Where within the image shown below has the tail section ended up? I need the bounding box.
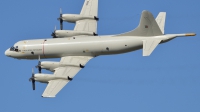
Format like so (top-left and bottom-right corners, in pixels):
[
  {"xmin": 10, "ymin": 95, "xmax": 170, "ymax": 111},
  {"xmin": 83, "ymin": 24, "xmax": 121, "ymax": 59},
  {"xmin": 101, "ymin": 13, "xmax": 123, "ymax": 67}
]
[
  {"xmin": 156, "ymin": 12, "xmax": 166, "ymax": 34},
  {"xmin": 117, "ymin": 10, "xmax": 163, "ymax": 36}
]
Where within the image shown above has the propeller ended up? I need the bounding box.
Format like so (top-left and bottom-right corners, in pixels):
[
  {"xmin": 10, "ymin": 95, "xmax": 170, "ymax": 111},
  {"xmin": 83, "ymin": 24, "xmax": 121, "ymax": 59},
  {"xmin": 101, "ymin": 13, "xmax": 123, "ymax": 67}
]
[
  {"xmin": 51, "ymin": 26, "xmax": 57, "ymax": 38},
  {"xmin": 29, "ymin": 68, "xmax": 36, "ymax": 90},
  {"xmin": 35, "ymin": 55, "xmax": 42, "ymax": 73},
  {"xmin": 57, "ymin": 8, "xmax": 63, "ymax": 30}
]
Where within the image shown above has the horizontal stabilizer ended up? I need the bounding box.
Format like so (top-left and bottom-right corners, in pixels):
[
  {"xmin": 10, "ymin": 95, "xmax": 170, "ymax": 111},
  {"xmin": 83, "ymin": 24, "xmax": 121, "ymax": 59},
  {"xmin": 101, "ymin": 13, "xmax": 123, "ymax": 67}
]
[
  {"xmin": 156, "ymin": 12, "xmax": 166, "ymax": 34},
  {"xmin": 42, "ymin": 80, "xmax": 69, "ymax": 98},
  {"xmin": 143, "ymin": 39, "xmax": 161, "ymax": 56}
]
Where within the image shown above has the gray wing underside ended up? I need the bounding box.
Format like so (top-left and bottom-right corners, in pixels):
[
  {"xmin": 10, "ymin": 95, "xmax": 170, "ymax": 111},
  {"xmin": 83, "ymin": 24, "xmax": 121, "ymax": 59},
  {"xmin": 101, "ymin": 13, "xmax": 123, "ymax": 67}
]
[
  {"xmin": 74, "ymin": 0, "xmax": 98, "ymax": 34},
  {"xmin": 74, "ymin": 20, "xmax": 97, "ymax": 33}
]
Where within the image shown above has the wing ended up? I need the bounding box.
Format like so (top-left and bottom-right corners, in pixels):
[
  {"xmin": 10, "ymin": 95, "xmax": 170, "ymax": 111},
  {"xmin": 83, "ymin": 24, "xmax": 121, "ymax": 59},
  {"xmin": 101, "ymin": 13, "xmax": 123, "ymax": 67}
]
[
  {"xmin": 42, "ymin": 56, "xmax": 93, "ymax": 98},
  {"xmin": 74, "ymin": 0, "xmax": 98, "ymax": 34}
]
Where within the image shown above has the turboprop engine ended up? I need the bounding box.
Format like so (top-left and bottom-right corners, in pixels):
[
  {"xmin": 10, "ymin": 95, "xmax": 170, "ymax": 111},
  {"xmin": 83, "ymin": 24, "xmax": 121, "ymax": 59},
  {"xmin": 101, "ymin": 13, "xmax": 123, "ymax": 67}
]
[
  {"xmin": 59, "ymin": 14, "xmax": 99, "ymax": 23},
  {"xmin": 40, "ymin": 61, "xmax": 60, "ymax": 72},
  {"xmin": 57, "ymin": 9, "xmax": 99, "ymax": 30},
  {"xmin": 39, "ymin": 61, "xmax": 85, "ymax": 72},
  {"xmin": 52, "ymin": 30, "xmax": 97, "ymax": 38}
]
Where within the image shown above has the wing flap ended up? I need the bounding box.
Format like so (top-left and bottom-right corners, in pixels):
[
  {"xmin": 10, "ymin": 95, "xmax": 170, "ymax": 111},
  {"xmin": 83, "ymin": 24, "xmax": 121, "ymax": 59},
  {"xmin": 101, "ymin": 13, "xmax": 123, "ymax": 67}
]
[
  {"xmin": 74, "ymin": 20, "xmax": 97, "ymax": 33},
  {"xmin": 143, "ymin": 40, "xmax": 161, "ymax": 56},
  {"xmin": 58, "ymin": 56, "xmax": 93, "ymax": 78},
  {"xmin": 60, "ymin": 56, "xmax": 93, "ymax": 66},
  {"xmin": 54, "ymin": 67, "xmax": 81, "ymax": 78}
]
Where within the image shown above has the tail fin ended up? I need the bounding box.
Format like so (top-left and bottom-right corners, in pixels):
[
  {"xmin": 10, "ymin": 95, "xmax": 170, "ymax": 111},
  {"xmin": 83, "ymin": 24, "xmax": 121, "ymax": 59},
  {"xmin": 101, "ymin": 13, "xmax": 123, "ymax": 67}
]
[
  {"xmin": 117, "ymin": 10, "xmax": 163, "ymax": 36},
  {"xmin": 156, "ymin": 12, "xmax": 166, "ymax": 34}
]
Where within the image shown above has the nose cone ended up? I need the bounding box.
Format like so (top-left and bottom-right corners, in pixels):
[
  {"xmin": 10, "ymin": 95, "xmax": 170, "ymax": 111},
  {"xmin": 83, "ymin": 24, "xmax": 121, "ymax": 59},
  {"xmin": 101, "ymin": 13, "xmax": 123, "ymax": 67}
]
[{"xmin": 5, "ymin": 49, "xmax": 10, "ymax": 57}]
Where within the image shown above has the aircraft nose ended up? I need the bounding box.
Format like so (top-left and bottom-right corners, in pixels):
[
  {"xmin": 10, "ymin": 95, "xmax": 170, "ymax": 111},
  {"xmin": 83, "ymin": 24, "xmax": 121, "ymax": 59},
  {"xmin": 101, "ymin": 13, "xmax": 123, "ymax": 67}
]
[{"xmin": 5, "ymin": 49, "xmax": 10, "ymax": 57}]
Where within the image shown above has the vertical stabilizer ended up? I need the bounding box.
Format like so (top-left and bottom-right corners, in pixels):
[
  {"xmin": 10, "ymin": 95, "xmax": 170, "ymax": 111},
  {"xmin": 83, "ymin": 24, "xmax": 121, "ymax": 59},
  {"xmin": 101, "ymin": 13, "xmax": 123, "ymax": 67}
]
[
  {"xmin": 156, "ymin": 12, "xmax": 166, "ymax": 34},
  {"xmin": 117, "ymin": 10, "xmax": 163, "ymax": 36}
]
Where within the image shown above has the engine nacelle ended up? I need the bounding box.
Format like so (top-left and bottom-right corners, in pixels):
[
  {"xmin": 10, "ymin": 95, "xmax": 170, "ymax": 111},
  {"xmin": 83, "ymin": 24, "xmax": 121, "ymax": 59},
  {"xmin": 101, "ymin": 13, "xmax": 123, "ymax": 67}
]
[
  {"xmin": 41, "ymin": 61, "xmax": 83, "ymax": 72},
  {"xmin": 53, "ymin": 30, "xmax": 97, "ymax": 38},
  {"xmin": 41, "ymin": 61, "xmax": 60, "ymax": 72},
  {"xmin": 61, "ymin": 14, "xmax": 98, "ymax": 23}
]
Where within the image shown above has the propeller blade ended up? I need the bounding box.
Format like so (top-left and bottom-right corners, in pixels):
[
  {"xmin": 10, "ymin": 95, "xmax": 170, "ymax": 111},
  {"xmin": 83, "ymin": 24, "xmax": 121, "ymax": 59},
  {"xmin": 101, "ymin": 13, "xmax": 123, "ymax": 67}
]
[
  {"xmin": 32, "ymin": 80, "xmax": 35, "ymax": 90},
  {"xmin": 30, "ymin": 68, "xmax": 36, "ymax": 90},
  {"xmin": 39, "ymin": 67, "xmax": 41, "ymax": 73},
  {"xmin": 32, "ymin": 68, "xmax": 34, "ymax": 77},
  {"xmin": 51, "ymin": 32, "xmax": 55, "ymax": 36},
  {"xmin": 60, "ymin": 20, "xmax": 63, "ymax": 30},
  {"xmin": 35, "ymin": 55, "xmax": 42, "ymax": 73},
  {"xmin": 38, "ymin": 55, "xmax": 40, "ymax": 62},
  {"xmin": 59, "ymin": 8, "xmax": 63, "ymax": 30},
  {"xmin": 54, "ymin": 26, "xmax": 57, "ymax": 31},
  {"xmin": 51, "ymin": 26, "xmax": 57, "ymax": 38},
  {"xmin": 60, "ymin": 8, "xmax": 62, "ymax": 15}
]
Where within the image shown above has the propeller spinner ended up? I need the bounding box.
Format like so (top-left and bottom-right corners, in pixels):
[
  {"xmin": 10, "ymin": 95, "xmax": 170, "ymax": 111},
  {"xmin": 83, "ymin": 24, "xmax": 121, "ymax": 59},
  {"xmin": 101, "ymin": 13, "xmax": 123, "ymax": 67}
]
[{"xmin": 51, "ymin": 26, "xmax": 57, "ymax": 38}]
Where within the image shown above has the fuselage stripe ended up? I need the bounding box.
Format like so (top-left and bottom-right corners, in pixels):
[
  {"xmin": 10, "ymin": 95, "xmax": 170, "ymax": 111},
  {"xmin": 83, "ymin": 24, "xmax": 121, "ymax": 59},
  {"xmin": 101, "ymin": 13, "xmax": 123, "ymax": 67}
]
[{"xmin": 43, "ymin": 40, "xmax": 46, "ymax": 58}]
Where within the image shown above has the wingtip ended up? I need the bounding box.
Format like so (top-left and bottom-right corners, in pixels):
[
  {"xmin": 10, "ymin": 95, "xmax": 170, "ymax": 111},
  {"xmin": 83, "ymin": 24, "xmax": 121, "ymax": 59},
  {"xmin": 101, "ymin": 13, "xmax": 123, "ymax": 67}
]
[{"xmin": 42, "ymin": 96, "xmax": 56, "ymax": 98}]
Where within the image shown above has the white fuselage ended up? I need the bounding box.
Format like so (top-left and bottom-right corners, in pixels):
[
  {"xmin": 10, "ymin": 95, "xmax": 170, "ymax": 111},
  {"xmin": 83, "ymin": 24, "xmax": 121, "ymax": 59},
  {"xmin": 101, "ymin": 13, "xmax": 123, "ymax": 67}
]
[{"xmin": 5, "ymin": 35, "xmax": 150, "ymax": 59}]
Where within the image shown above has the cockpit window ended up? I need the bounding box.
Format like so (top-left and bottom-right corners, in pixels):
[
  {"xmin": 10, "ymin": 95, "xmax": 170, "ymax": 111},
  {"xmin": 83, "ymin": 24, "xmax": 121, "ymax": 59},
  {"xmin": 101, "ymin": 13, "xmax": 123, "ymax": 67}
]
[
  {"xmin": 10, "ymin": 46, "xmax": 19, "ymax": 52},
  {"xmin": 15, "ymin": 46, "xmax": 19, "ymax": 52},
  {"xmin": 10, "ymin": 46, "xmax": 15, "ymax": 51}
]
